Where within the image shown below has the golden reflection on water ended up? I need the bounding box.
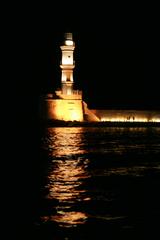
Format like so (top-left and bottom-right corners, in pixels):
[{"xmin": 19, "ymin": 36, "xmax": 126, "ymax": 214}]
[
  {"xmin": 42, "ymin": 127, "xmax": 90, "ymax": 227},
  {"xmin": 45, "ymin": 127, "xmax": 87, "ymax": 157}
]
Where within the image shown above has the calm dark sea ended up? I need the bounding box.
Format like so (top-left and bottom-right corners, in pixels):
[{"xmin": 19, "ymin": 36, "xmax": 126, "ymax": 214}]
[{"xmin": 16, "ymin": 126, "xmax": 160, "ymax": 239}]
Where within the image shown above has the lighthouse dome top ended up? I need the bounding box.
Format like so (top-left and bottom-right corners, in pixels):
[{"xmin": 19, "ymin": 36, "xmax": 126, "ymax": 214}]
[
  {"xmin": 65, "ymin": 32, "xmax": 73, "ymax": 40},
  {"xmin": 64, "ymin": 32, "xmax": 74, "ymax": 46}
]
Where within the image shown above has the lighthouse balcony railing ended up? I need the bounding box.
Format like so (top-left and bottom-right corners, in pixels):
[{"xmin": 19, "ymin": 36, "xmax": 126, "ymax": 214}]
[
  {"xmin": 56, "ymin": 90, "xmax": 82, "ymax": 95},
  {"xmin": 72, "ymin": 90, "xmax": 82, "ymax": 95},
  {"xmin": 55, "ymin": 90, "xmax": 82, "ymax": 99}
]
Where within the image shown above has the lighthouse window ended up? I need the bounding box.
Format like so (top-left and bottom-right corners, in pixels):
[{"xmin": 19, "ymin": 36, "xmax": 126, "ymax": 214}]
[{"xmin": 68, "ymin": 56, "xmax": 70, "ymax": 58}]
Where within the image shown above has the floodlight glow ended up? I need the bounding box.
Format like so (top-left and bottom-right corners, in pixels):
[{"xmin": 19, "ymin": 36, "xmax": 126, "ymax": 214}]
[{"xmin": 65, "ymin": 40, "xmax": 73, "ymax": 46}]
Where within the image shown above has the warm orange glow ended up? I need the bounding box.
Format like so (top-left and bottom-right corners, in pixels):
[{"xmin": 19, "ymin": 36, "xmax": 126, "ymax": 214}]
[
  {"xmin": 51, "ymin": 211, "xmax": 87, "ymax": 226},
  {"xmin": 53, "ymin": 100, "xmax": 83, "ymax": 121},
  {"xmin": 71, "ymin": 111, "xmax": 81, "ymax": 121},
  {"xmin": 47, "ymin": 127, "xmax": 88, "ymax": 157},
  {"xmin": 41, "ymin": 211, "xmax": 87, "ymax": 227},
  {"xmin": 48, "ymin": 160, "xmax": 88, "ymax": 202},
  {"xmin": 65, "ymin": 40, "xmax": 73, "ymax": 46},
  {"xmin": 101, "ymin": 117, "xmax": 160, "ymax": 122},
  {"xmin": 43, "ymin": 127, "xmax": 90, "ymax": 227},
  {"xmin": 55, "ymin": 106, "xmax": 82, "ymax": 121},
  {"xmin": 152, "ymin": 118, "xmax": 160, "ymax": 122}
]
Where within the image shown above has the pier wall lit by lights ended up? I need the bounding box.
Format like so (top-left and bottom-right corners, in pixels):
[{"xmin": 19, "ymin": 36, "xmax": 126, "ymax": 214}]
[{"xmin": 91, "ymin": 109, "xmax": 160, "ymax": 123}]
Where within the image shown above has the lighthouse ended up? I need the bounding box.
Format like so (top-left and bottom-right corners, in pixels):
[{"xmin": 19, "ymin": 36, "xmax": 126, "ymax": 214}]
[
  {"xmin": 43, "ymin": 32, "xmax": 84, "ymax": 121},
  {"xmin": 40, "ymin": 33, "xmax": 160, "ymax": 124},
  {"xmin": 40, "ymin": 32, "xmax": 99, "ymax": 122},
  {"xmin": 60, "ymin": 33, "xmax": 75, "ymax": 95}
]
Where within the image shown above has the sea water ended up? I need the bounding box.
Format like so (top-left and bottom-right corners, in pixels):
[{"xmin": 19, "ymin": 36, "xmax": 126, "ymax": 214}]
[{"xmin": 19, "ymin": 126, "xmax": 160, "ymax": 239}]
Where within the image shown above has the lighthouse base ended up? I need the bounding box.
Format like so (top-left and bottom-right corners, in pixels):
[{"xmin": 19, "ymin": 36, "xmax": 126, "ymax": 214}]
[{"xmin": 39, "ymin": 92, "xmax": 99, "ymax": 122}]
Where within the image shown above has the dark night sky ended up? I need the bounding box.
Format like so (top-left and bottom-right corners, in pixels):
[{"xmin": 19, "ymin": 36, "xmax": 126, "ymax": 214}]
[
  {"xmin": 12, "ymin": 5, "xmax": 159, "ymax": 118},
  {"xmin": 28, "ymin": 11, "xmax": 159, "ymax": 111},
  {"xmin": 33, "ymin": 36, "xmax": 146, "ymax": 109},
  {"xmin": 31, "ymin": 32, "xmax": 159, "ymax": 110}
]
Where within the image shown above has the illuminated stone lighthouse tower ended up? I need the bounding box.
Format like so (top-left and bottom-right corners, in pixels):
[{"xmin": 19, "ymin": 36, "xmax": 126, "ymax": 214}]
[
  {"xmin": 60, "ymin": 33, "xmax": 75, "ymax": 95},
  {"xmin": 40, "ymin": 32, "xmax": 100, "ymax": 122},
  {"xmin": 52, "ymin": 33, "xmax": 84, "ymax": 121}
]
